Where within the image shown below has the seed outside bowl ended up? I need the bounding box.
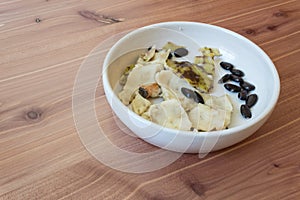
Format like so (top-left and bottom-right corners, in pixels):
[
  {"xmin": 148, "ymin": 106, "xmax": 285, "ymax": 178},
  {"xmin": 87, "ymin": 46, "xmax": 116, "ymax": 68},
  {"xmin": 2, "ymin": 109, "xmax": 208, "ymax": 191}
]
[{"xmin": 102, "ymin": 21, "xmax": 280, "ymax": 153}]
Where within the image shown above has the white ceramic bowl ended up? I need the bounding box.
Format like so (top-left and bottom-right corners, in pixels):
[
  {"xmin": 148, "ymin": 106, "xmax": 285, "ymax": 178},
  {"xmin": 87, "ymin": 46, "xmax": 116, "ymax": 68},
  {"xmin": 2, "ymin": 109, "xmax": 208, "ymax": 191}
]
[{"xmin": 102, "ymin": 22, "xmax": 280, "ymax": 153}]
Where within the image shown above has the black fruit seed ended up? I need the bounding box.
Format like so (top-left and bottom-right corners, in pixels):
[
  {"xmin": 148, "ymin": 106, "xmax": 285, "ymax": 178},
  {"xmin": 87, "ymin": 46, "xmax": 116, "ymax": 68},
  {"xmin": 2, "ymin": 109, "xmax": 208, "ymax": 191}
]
[
  {"xmin": 138, "ymin": 87, "xmax": 148, "ymax": 98},
  {"xmin": 220, "ymin": 62, "xmax": 234, "ymax": 70},
  {"xmin": 218, "ymin": 74, "xmax": 232, "ymax": 84},
  {"xmin": 246, "ymin": 94, "xmax": 258, "ymax": 108},
  {"xmin": 194, "ymin": 91, "xmax": 204, "ymax": 104},
  {"xmin": 230, "ymin": 68, "xmax": 245, "ymax": 77},
  {"xmin": 240, "ymin": 81, "xmax": 255, "ymax": 91},
  {"xmin": 238, "ymin": 90, "xmax": 248, "ymax": 100},
  {"xmin": 174, "ymin": 48, "xmax": 188, "ymax": 57},
  {"xmin": 241, "ymin": 104, "xmax": 252, "ymax": 119},
  {"xmin": 224, "ymin": 83, "xmax": 241, "ymax": 93},
  {"xmin": 230, "ymin": 74, "xmax": 244, "ymax": 83},
  {"xmin": 181, "ymin": 87, "xmax": 195, "ymax": 99}
]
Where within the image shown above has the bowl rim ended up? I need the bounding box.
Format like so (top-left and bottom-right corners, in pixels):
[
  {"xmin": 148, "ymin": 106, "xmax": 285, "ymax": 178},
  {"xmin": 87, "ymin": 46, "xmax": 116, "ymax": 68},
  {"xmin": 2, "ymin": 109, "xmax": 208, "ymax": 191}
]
[{"xmin": 102, "ymin": 21, "xmax": 281, "ymax": 138}]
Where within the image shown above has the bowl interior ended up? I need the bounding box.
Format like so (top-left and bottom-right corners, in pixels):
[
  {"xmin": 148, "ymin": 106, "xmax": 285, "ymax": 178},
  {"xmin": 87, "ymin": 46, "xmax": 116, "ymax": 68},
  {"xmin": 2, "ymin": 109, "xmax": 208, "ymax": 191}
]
[{"xmin": 103, "ymin": 22, "xmax": 280, "ymax": 133}]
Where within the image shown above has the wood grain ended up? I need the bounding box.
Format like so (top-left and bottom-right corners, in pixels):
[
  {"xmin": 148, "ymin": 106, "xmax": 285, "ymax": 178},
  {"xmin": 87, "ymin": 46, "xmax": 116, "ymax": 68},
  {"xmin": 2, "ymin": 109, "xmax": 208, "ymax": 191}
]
[{"xmin": 1, "ymin": 0, "xmax": 300, "ymax": 199}]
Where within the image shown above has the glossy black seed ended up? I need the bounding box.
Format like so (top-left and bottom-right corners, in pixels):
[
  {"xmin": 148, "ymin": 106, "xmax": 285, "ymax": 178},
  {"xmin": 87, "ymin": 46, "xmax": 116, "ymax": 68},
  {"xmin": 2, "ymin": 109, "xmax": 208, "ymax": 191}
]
[
  {"xmin": 230, "ymin": 74, "xmax": 244, "ymax": 83},
  {"xmin": 138, "ymin": 87, "xmax": 148, "ymax": 98},
  {"xmin": 168, "ymin": 52, "xmax": 173, "ymax": 59},
  {"xmin": 220, "ymin": 61, "xmax": 234, "ymax": 70},
  {"xmin": 174, "ymin": 48, "xmax": 188, "ymax": 57},
  {"xmin": 238, "ymin": 90, "xmax": 248, "ymax": 100},
  {"xmin": 194, "ymin": 91, "xmax": 204, "ymax": 104},
  {"xmin": 246, "ymin": 94, "xmax": 258, "ymax": 108},
  {"xmin": 230, "ymin": 68, "xmax": 245, "ymax": 77},
  {"xmin": 241, "ymin": 104, "xmax": 252, "ymax": 119},
  {"xmin": 181, "ymin": 87, "xmax": 195, "ymax": 99},
  {"xmin": 218, "ymin": 74, "xmax": 232, "ymax": 84},
  {"xmin": 224, "ymin": 83, "xmax": 241, "ymax": 93},
  {"xmin": 147, "ymin": 46, "xmax": 152, "ymax": 51},
  {"xmin": 240, "ymin": 81, "xmax": 255, "ymax": 91}
]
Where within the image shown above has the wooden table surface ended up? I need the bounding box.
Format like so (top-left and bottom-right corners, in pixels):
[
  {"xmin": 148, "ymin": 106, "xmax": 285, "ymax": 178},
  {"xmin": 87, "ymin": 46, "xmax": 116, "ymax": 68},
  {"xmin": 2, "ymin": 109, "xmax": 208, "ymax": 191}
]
[{"xmin": 1, "ymin": 0, "xmax": 300, "ymax": 199}]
